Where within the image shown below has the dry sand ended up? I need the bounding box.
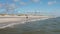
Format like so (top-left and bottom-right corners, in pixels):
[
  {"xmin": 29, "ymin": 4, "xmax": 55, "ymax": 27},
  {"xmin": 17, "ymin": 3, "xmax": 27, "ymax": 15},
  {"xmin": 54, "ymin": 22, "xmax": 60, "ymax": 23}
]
[{"xmin": 0, "ymin": 16, "xmax": 51, "ymax": 23}]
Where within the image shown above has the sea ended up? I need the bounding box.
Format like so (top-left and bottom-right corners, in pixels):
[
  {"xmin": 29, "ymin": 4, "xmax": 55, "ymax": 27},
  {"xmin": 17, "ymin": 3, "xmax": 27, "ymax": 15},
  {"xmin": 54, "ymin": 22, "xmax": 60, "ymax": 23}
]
[{"xmin": 0, "ymin": 17, "xmax": 60, "ymax": 34}]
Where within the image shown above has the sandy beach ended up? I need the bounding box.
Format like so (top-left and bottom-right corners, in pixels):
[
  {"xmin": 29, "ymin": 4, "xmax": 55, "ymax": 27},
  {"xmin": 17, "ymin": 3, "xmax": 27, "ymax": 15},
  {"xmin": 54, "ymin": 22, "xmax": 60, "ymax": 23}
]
[{"xmin": 0, "ymin": 16, "xmax": 52, "ymax": 29}]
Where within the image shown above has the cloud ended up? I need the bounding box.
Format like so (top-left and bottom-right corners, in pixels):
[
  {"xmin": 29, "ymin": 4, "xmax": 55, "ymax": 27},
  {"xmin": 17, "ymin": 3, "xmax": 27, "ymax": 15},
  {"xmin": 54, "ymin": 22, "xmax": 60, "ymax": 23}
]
[
  {"xmin": 20, "ymin": 2, "xmax": 27, "ymax": 5},
  {"xmin": 31, "ymin": 0, "xmax": 40, "ymax": 3},
  {"xmin": 48, "ymin": 2, "xmax": 53, "ymax": 5},
  {"xmin": 0, "ymin": 4, "xmax": 2, "ymax": 8},
  {"xmin": 13, "ymin": 0, "xmax": 20, "ymax": 2},
  {"xmin": 8, "ymin": 4, "xmax": 16, "ymax": 10},
  {"xmin": 48, "ymin": 1, "xmax": 56, "ymax": 5}
]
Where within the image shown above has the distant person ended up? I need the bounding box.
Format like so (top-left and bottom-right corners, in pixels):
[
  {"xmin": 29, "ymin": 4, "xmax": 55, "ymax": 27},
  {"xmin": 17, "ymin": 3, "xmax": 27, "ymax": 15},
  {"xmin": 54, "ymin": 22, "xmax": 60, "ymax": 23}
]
[
  {"xmin": 25, "ymin": 15, "xmax": 28, "ymax": 19},
  {"xmin": 26, "ymin": 15, "xmax": 28, "ymax": 19},
  {"xmin": 25, "ymin": 15, "xmax": 29, "ymax": 23},
  {"xmin": 25, "ymin": 15, "xmax": 28, "ymax": 21}
]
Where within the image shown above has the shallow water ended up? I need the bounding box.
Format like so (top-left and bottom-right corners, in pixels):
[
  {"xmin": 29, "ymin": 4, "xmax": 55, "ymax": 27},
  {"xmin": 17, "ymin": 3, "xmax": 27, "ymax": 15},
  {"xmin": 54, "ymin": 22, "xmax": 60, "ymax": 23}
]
[{"xmin": 0, "ymin": 17, "xmax": 60, "ymax": 34}]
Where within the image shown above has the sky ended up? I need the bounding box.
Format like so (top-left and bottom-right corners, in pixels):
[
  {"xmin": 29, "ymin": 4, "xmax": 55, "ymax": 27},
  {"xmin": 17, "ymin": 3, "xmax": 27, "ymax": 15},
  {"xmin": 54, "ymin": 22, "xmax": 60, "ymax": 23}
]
[{"xmin": 0, "ymin": 0, "xmax": 60, "ymax": 17}]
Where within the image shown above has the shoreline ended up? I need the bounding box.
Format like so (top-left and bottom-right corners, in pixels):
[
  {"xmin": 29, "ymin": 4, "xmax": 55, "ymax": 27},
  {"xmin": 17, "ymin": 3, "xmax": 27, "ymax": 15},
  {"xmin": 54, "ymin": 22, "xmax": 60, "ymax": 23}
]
[
  {"xmin": 0, "ymin": 16, "xmax": 51, "ymax": 29},
  {"xmin": 0, "ymin": 18, "xmax": 49, "ymax": 29}
]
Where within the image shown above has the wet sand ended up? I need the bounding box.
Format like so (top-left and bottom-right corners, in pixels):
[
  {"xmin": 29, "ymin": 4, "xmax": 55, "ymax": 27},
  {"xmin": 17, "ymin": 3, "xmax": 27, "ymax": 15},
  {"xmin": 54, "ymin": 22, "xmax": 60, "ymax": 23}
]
[{"xmin": 0, "ymin": 16, "xmax": 51, "ymax": 29}]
